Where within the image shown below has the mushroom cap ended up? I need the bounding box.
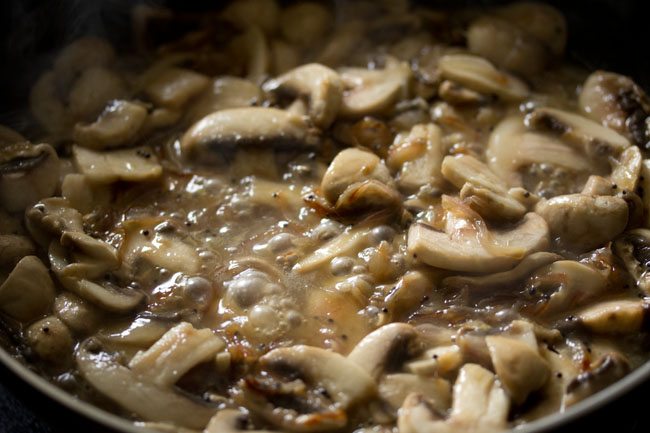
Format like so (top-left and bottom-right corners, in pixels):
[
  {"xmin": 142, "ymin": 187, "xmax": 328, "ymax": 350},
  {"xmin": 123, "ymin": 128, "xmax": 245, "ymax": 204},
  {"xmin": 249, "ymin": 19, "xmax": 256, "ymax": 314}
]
[
  {"xmin": 408, "ymin": 212, "xmax": 550, "ymax": 273},
  {"xmin": 180, "ymin": 107, "xmax": 318, "ymax": 159}
]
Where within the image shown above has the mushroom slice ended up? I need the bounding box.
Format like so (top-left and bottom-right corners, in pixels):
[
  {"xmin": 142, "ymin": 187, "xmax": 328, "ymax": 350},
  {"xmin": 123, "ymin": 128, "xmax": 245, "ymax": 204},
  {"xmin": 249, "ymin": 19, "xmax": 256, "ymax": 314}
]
[
  {"xmin": 525, "ymin": 107, "xmax": 630, "ymax": 158},
  {"xmin": 339, "ymin": 60, "xmax": 411, "ymax": 117},
  {"xmin": 487, "ymin": 115, "xmax": 592, "ymax": 188},
  {"xmin": 259, "ymin": 345, "xmax": 376, "ymax": 407},
  {"xmin": 58, "ymin": 231, "xmax": 119, "ymax": 280},
  {"xmin": 25, "ymin": 197, "xmax": 84, "ymax": 247},
  {"xmin": 388, "ymin": 123, "xmax": 444, "ymax": 193},
  {"xmin": 49, "ymin": 241, "xmax": 143, "ymax": 313},
  {"xmin": 205, "ymin": 409, "xmax": 275, "ymax": 433},
  {"xmin": 240, "ymin": 345, "xmax": 376, "ymax": 432},
  {"xmin": 379, "ymin": 374, "xmax": 451, "ymax": 414},
  {"xmin": 610, "ymin": 145, "xmax": 642, "ymax": 192},
  {"xmin": 466, "ymin": 16, "xmax": 549, "ymax": 78},
  {"xmin": 408, "ymin": 199, "xmax": 549, "ymax": 273},
  {"xmin": 73, "ymin": 100, "xmax": 148, "ymax": 150},
  {"xmin": 495, "ymin": 2, "xmax": 567, "ymax": 56},
  {"xmin": 535, "ymin": 194, "xmax": 628, "ymax": 253},
  {"xmin": 293, "ymin": 226, "xmax": 372, "ymax": 273},
  {"xmin": 613, "ymin": 229, "xmax": 650, "ymax": 294},
  {"xmin": 129, "ymin": 322, "xmax": 225, "ymax": 387},
  {"xmin": 0, "ymin": 142, "xmax": 60, "ymax": 212},
  {"xmin": 485, "ymin": 335, "xmax": 551, "ymax": 405},
  {"xmin": 0, "ymin": 234, "xmax": 35, "ymax": 269},
  {"xmin": 576, "ymin": 299, "xmax": 650, "ymax": 335},
  {"xmin": 320, "ymin": 147, "xmax": 394, "ymax": 204},
  {"xmin": 442, "ymin": 154, "xmax": 527, "ymax": 221},
  {"xmin": 72, "ymin": 145, "xmax": 162, "ymax": 183},
  {"xmin": 181, "ymin": 107, "xmax": 317, "ymax": 160},
  {"xmin": 334, "ymin": 179, "xmax": 402, "ymax": 216},
  {"xmin": 264, "ymin": 63, "xmax": 343, "ymax": 129},
  {"xmin": 579, "ymin": 71, "xmax": 650, "ymax": 149},
  {"xmin": 188, "ymin": 77, "xmax": 262, "ymax": 123},
  {"xmin": 0, "ymin": 256, "xmax": 55, "ymax": 322},
  {"xmin": 231, "ymin": 26, "xmax": 271, "ymax": 84},
  {"xmin": 76, "ymin": 340, "xmax": 217, "ymax": 429},
  {"xmin": 565, "ymin": 353, "xmax": 630, "ymax": 406},
  {"xmin": 529, "ymin": 260, "xmax": 608, "ymax": 316},
  {"xmin": 347, "ymin": 323, "xmax": 419, "ymax": 381},
  {"xmin": 144, "ymin": 67, "xmax": 210, "ymax": 109},
  {"xmin": 26, "ymin": 316, "xmax": 73, "ymax": 366},
  {"xmin": 398, "ymin": 364, "xmax": 509, "ymax": 433},
  {"xmin": 443, "ymin": 251, "xmax": 561, "ymax": 292},
  {"xmin": 437, "ymin": 54, "xmax": 528, "ymax": 101},
  {"xmin": 121, "ymin": 218, "xmax": 200, "ymax": 275}
]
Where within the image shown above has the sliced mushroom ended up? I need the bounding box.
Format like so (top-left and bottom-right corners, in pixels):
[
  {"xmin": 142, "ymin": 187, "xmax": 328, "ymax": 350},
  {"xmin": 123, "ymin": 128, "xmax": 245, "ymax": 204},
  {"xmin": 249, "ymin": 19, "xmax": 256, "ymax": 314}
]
[
  {"xmin": 0, "ymin": 234, "xmax": 35, "ymax": 269},
  {"xmin": 294, "ymin": 226, "xmax": 373, "ymax": 273},
  {"xmin": 52, "ymin": 37, "xmax": 115, "ymax": 90},
  {"xmin": 334, "ymin": 179, "xmax": 402, "ymax": 216},
  {"xmin": 280, "ymin": 2, "xmax": 332, "ymax": 47},
  {"xmin": 408, "ymin": 198, "xmax": 549, "ymax": 273},
  {"xmin": 181, "ymin": 107, "xmax": 318, "ymax": 160},
  {"xmin": 144, "ymin": 67, "xmax": 210, "ymax": 109},
  {"xmin": 437, "ymin": 54, "xmax": 529, "ymax": 101},
  {"xmin": 467, "ymin": 16, "xmax": 549, "ymax": 78},
  {"xmin": 49, "ymin": 240, "xmax": 143, "ymax": 313},
  {"xmin": 188, "ymin": 77, "xmax": 262, "ymax": 123},
  {"xmin": 388, "ymin": 123, "xmax": 444, "ymax": 193},
  {"xmin": 339, "ymin": 60, "xmax": 411, "ymax": 117},
  {"xmin": 73, "ymin": 100, "xmax": 148, "ymax": 150},
  {"xmin": 54, "ymin": 292, "xmax": 104, "ymax": 334},
  {"xmin": 205, "ymin": 409, "xmax": 275, "ymax": 433},
  {"xmin": 398, "ymin": 364, "xmax": 509, "ymax": 433},
  {"xmin": 0, "ymin": 125, "xmax": 25, "ymax": 146},
  {"xmin": 610, "ymin": 145, "xmax": 642, "ymax": 192},
  {"xmin": 320, "ymin": 148, "xmax": 394, "ymax": 205},
  {"xmin": 613, "ymin": 229, "xmax": 650, "ymax": 294},
  {"xmin": 442, "ymin": 154, "xmax": 527, "ymax": 221},
  {"xmin": 347, "ymin": 323, "xmax": 419, "ymax": 381},
  {"xmin": 76, "ymin": 340, "xmax": 217, "ymax": 429},
  {"xmin": 239, "ymin": 345, "xmax": 376, "ymax": 432},
  {"xmin": 67, "ymin": 67, "xmax": 127, "ymax": 121},
  {"xmin": 57, "ymin": 231, "xmax": 119, "ymax": 280},
  {"xmin": 25, "ymin": 197, "xmax": 84, "ymax": 248},
  {"xmin": 0, "ymin": 142, "xmax": 60, "ymax": 212},
  {"xmin": 485, "ymin": 335, "xmax": 551, "ymax": 405},
  {"xmin": 576, "ymin": 299, "xmax": 650, "ymax": 335},
  {"xmin": 487, "ymin": 115, "xmax": 592, "ymax": 188},
  {"xmin": 379, "ymin": 374, "xmax": 451, "ymax": 414},
  {"xmin": 120, "ymin": 218, "xmax": 200, "ymax": 275},
  {"xmin": 231, "ymin": 26, "xmax": 271, "ymax": 84},
  {"xmin": 61, "ymin": 173, "xmax": 111, "ymax": 214},
  {"xmin": 529, "ymin": 260, "xmax": 608, "ymax": 316},
  {"xmin": 525, "ymin": 107, "xmax": 630, "ymax": 159},
  {"xmin": 25, "ymin": 316, "xmax": 73, "ymax": 366},
  {"xmin": 129, "ymin": 322, "xmax": 225, "ymax": 387},
  {"xmin": 579, "ymin": 71, "xmax": 650, "ymax": 149},
  {"xmin": 385, "ymin": 269, "xmax": 437, "ymax": 319},
  {"xmin": 72, "ymin": 145, "xmax": 162, "ymax": 183},
  {"xmin": 0, "ymin": 256, "xmax": 55, "ymax": 322},
  {"xmin": 565, "ymin": 352, "xmax": 630, "ymax": 406},
  {"xmin": 535, "ymin": 193, "xmax": 628, "ymax": 252},
  {"xmin": 443, "ymin": 251, "xmax": 561, "ymax": 292},
  {"xmin": 263, "ymin": 63, "xmax": 343, "ymax": 128}
]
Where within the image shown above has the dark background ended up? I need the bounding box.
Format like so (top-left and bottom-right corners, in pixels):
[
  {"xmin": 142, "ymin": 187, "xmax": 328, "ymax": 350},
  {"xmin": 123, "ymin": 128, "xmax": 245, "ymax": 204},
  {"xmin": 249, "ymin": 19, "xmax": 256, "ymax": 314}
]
[{"xmin": 1, "ymin": 0, "xmax": 649, "ymax": 432}]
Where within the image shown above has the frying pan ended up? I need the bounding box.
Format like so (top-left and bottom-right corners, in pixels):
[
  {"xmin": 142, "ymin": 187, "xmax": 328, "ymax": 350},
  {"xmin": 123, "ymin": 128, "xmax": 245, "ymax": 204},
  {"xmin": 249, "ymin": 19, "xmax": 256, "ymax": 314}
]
[{"xmin": 1, "ymin": 1, "xmax": 649, "ymax": 432}]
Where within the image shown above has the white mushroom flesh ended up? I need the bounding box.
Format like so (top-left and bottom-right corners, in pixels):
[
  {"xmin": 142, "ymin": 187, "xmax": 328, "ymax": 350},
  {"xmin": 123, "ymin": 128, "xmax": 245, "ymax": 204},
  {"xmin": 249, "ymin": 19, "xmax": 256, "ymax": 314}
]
[{"xmin": 5, "ymin": 3, "xmax": 650, "ymax": 433}]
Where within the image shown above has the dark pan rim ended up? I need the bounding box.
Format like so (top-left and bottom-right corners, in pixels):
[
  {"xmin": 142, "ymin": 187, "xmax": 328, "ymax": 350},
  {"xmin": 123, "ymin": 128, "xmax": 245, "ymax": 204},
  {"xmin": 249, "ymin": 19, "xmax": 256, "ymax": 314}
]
[{"xmin": 2, "ymin": 343, "xmax": 650, "ymax": 433}]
